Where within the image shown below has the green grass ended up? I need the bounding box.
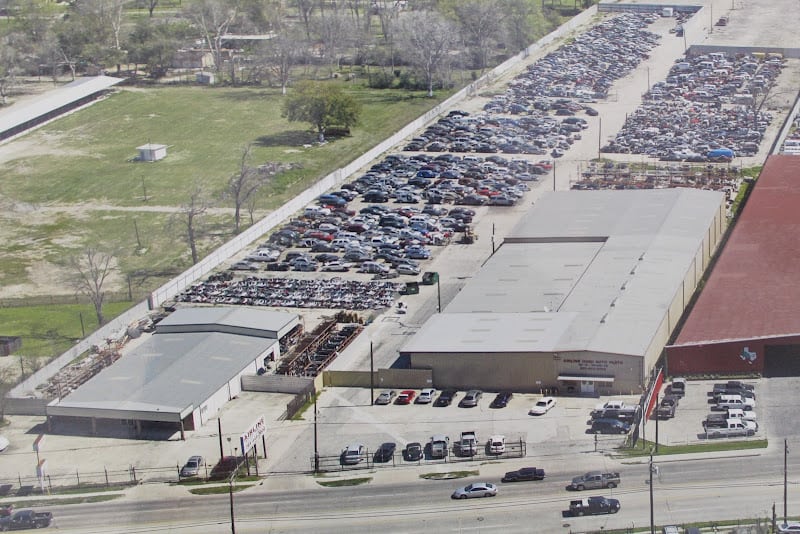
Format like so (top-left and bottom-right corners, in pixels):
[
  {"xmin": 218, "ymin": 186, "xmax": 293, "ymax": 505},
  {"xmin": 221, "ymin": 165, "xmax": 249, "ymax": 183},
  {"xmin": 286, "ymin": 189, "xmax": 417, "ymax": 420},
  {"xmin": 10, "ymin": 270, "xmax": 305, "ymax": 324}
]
[
  {"xmin": 188, "ymin": 483, "xmax": 254, "ymax": 495},
  {"xmin": 316, "ymin": 477, "xmax": 372, "ymax": 487},
  {"xmin": 617, "ymin": 438, "xmax": 768, "ymax": 458},
  {"xmin": 0, "ymin": 301, "xmax": 135, "ymax": 358},
  {"xmin": 0, "ymin": 494, "xmax": 122, "ymax": 507}
]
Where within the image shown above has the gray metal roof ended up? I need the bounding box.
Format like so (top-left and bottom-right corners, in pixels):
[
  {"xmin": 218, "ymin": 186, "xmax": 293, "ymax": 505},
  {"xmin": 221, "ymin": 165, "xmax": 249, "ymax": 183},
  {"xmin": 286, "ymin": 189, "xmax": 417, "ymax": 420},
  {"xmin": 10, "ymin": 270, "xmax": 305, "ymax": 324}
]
[
  {"xmin": 403, "ymin": 188, "xmax": 724, "ymax": 357},
  {"xmin": 47, "ymin": 331, "xmax": 275, "ymax": 420},
  {"xmin": 0, "ymin": 76, "xmax": 124, "ymax": 137},
  {"xmin": 157, "ymin": 306, "xmax": 299, "ymax": 338}
]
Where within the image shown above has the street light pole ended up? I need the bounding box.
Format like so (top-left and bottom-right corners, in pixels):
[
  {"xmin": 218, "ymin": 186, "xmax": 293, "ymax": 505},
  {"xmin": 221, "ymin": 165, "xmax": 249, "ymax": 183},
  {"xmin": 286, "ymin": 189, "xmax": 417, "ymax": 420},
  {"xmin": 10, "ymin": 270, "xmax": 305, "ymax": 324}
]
[
  {"xmin": 313, "ymin": 395, "xmax": 320, "ymax": 473},
  {"xmin": 785, "ymin": 438, "xmax": 789, "ymax": 526},
  {"xmin": 649, "ymin": 453, "xmax": 655, "ymax": 534}
]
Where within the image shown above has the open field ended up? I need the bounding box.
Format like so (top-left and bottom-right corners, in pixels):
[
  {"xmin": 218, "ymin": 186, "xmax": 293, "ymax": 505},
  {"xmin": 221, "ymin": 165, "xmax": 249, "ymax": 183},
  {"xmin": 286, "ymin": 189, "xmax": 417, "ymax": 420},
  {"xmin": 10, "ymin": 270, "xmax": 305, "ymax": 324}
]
[{"xmin": 0, "ymin": 82, "xmax": 452, "ymax": 301}]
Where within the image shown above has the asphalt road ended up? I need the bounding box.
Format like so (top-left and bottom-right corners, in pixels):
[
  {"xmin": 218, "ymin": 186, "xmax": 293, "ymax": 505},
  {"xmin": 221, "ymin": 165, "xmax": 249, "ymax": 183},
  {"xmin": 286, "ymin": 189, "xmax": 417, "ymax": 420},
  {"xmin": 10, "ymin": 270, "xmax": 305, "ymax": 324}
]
[{"xmin": 44, "ymin": 448, "xmax": 798, "ymax": 533}]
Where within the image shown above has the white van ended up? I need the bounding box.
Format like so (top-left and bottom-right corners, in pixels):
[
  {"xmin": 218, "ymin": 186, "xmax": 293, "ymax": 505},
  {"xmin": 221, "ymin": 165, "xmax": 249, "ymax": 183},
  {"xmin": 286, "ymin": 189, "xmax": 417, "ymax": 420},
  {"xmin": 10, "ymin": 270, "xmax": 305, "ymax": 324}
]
[{"xmin": 716, "ymin": 394, "xmax": 756, "ymax": 411}]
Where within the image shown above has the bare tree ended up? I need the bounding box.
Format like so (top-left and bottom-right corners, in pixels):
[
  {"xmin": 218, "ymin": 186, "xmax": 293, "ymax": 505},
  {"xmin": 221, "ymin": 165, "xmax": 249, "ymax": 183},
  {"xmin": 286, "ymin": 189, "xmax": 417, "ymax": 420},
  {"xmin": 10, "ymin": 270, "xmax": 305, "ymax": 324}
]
[
  {"xmin": 186, "ymin": 0, "xmax": 240, "ymax": 76},
  {"xmin": 0, "ymin": 34, "xmax": 21, "ymax": 106},
  {"xmin": 68, "ymin": 248, "xmax": 115, "ymax": 326},
  {"xmin": 257, "ymin": 25, "xmax": 302, "ymax": 94},
  {"xmin": 293, "ymin": 0, "xmax": 316, "ymax": 39},
  {"xmin": 146, "ymin": 0, "xmax": 159, "ymax": 17},
  {"xmin": 226, "ymin": 144, "xmax": 281, "ymax": 233},
  {"xmin": 453, "ymin": 0, "xmax": 503, "ymax": 71},
  {"xmin": 312, "ymin": 8, "xmax": 353, "ymax": 75},
  {"xmin": 394, "ymin": 11, "xmax": 458, "ymax": 97},
  {"xmin": 179, "ymin": 184, "xmax": 210, "ymax": 265}
]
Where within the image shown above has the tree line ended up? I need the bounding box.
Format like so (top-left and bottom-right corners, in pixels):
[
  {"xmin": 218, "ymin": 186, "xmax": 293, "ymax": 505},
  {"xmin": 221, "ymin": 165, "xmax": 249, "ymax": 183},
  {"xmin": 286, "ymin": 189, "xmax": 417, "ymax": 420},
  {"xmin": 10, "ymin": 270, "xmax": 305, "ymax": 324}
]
[{"xmin": 0, "ymin": 0, "xmax": 561, "ymax": 102}]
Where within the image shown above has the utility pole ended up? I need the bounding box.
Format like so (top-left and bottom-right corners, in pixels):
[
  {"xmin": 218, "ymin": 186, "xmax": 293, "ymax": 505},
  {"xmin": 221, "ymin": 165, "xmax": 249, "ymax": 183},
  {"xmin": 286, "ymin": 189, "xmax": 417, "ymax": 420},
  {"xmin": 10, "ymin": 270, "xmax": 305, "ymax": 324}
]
[
  {"xmin": 649, "ymin": 453, "xmax": 655, "ymax": 534},
  {"xmin": 369, "ymin": 342, "xmax": 374, "ymax": 405},
  {"xmin": 552, "ymin": 159, "xmax": 556, "ymax": 191},
  {"xmin": 785, "ymin": 438, "xmax": 789, "ymax": 526},
  {"xmin": 313, "ymin": 395, "xmax": 320, "ymax": 473},
  {"xmin": 598, "ymin": 117, "xmax": 602, "ymax": 160}
]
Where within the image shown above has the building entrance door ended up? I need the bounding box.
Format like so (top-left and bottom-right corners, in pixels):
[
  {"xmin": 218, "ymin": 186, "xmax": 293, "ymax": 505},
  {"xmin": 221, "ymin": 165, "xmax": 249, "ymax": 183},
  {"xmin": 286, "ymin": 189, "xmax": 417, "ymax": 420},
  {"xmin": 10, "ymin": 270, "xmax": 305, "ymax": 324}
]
[{"xmin": 581, "ymin": 380, "xmax": 595, "ymax": 394}]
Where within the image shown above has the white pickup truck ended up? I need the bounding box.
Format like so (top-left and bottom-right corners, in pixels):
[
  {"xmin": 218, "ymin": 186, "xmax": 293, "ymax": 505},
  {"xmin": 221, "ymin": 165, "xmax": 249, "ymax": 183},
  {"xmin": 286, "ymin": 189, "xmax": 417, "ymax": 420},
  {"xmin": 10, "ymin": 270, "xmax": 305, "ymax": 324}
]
[{"xmin": 457, "ymin": 431, "xmax": 478, "ymax": 457}]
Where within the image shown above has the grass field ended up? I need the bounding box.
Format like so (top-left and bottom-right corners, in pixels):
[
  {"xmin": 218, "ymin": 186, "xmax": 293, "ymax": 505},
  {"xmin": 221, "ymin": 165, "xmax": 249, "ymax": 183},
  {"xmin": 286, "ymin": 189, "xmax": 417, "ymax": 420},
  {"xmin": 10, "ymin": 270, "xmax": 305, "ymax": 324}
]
[
  {"xmin": 0, "ymin": 82, "xmax": 450, "ymax": 294},
  {"xmin": 0, "ymin": 80, "xmax": 451, "ymax": 358},
  {"xmin": 0, "ymin": 301, "xmax": 136, "ymax": 358}
]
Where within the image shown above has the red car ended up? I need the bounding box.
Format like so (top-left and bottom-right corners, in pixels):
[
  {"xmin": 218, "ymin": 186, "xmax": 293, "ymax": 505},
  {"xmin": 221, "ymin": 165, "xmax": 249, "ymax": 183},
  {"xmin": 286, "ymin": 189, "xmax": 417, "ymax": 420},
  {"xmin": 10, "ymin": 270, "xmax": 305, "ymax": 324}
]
[
  {"xmin": 304, "ymin": 230, "xmax": 334, "ymax": 242},
  {"xmin": 395, "ymin": 390, "xmax": 416, "ymax": 404}
]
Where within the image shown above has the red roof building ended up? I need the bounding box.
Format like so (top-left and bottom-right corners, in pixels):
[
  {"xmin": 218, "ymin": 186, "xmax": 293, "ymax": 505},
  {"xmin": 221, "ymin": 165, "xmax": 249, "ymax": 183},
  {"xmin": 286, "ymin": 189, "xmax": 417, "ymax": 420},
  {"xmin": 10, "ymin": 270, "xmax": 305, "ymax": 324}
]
[{"xmin": 667, "ymin": 155, "xmax": 800, "ymax": 376}]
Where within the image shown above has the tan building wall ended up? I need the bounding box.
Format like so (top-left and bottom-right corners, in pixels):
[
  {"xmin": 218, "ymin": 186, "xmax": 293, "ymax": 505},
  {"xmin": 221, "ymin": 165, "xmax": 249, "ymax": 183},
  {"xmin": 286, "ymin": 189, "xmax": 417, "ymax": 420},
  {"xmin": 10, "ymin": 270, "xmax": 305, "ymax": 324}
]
[{"xmin": 410, "ymin": 351, "xmax": 642, "ymax": 395}]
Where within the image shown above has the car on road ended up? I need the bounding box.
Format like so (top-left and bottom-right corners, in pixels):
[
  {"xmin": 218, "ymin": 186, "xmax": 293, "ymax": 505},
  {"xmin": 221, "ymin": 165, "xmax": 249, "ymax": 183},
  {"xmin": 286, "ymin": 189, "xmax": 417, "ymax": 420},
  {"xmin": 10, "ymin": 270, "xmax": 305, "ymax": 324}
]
[
  {"xmin": 569, "ymin": 496, "xmax": 620, "ymax": 516},
  {"xmin": 502, "ymin": 467, "xmax": 546, "ymax": 483},
  {"xmin": 341, "ymin": 443, "xmax": 366, "ymax": 465},
  {"xmin": 490, "ymin": 391, "xmax": 513, "ymax": 408},
  {"xmin": 416, "ymin": 388, "xmax": 436, "ymax": 404},
  {"xmin": 459, "ymin": 389, "xmax": 482, "ymax": 407},
  {"xmin": 180, "ymin": 455, "xmax": 204, "ymax": 478},
  {"xmin": 395, "ymin": 390, "xmax": 416, "ymax": 404},
  {"xmin": 529, "ymin": 396, "xmax": 556, "ymax": 415},
  {"xmin": 373, "ymin": 442, "xmax": 396, "ymax": 463},
  {"xmin": 451, "ymin": 482, "xmax": 498, "ymax": 499},
  {"xmin": 434, "ymin": 390, "xmax": 457, "ymax": 407},
  {"xmin": 778, "ymin": 522, "xmax": 800, "ymax": 533},
  {"xmin": 375, "ymin": 390, "xmax": 396, "ymax": 405},
  {"xmin": 403, "ymin": 442, "xmax": 423, "ymax": 462},
  {"xmin": 0, "ymin": 436, "xmax": 8, "ymax": 453}
]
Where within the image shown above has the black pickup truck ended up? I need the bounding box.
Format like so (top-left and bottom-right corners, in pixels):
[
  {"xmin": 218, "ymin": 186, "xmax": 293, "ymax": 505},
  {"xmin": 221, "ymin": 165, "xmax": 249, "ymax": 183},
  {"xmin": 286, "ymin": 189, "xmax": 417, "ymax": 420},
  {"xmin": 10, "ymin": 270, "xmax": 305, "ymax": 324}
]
[
  {"xmin": 569, "ymin": 496, "xmax": 621, "ymax": 516},
  {"xmin": 0, "ymin": 510, "xmax": 53, "ymax": 531},
  {"xmin": 502, "ymin": 467, "xmax": 546, "ymax": 482}
]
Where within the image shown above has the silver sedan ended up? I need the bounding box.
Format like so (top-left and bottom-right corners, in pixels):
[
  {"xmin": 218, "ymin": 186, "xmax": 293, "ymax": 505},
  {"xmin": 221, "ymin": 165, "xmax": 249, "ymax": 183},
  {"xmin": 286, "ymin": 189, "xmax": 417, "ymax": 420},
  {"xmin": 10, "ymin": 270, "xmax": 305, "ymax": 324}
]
[{"xmin": 451, "ymin": 482, "xmax": 498, "ymax": 499}]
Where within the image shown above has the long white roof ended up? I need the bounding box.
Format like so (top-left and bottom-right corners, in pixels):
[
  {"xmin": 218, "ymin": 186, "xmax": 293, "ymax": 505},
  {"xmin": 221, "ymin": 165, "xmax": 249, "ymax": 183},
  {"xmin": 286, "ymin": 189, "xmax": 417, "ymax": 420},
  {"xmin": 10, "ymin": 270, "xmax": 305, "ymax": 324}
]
[{"xmin": 0, "ymin": 76, "xmax": 124, "ymax": 138}]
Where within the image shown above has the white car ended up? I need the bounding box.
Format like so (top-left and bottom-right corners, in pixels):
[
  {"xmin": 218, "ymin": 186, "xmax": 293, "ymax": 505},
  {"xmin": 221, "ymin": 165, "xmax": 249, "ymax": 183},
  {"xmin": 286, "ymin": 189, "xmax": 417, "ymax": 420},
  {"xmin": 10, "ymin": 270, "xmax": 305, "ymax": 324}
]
[
  {"xmin": 451, "ymin": 482, "xmax": 498, "ymax": 499},
  {"xmin": 416, "ymin": 388, "xmax": 436, "ymax": 404},
  {"xmin": 778, "ymin": 522, "xmax": 800, "ymax": 533},
  {"xmin": 529, "ymin": 396, "xmax": 556, "ymax": 415},
  {"xmin": 488, "ymin": 435, "xmax": 505, "ymax": 455},
  {"xmin": 0, "ymin": 435, "xmax": 8, "ymax": 452}
]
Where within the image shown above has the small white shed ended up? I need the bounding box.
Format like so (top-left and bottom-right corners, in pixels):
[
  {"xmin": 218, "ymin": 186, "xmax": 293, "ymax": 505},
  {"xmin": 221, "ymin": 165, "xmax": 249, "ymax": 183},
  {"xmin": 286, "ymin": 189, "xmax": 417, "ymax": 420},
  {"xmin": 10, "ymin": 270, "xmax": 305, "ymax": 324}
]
[{"xmin": 137, "ymin": 143, "xmax": 167, "ymax": 162}]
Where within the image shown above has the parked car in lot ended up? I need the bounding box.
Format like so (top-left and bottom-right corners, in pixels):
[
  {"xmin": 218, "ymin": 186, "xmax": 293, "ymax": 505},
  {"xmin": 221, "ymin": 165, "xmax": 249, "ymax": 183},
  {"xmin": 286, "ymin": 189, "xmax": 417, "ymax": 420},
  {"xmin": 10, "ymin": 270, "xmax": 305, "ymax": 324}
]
[
  {"xmin": 321, "ymin": 261, "xmax": 350, "ymax": 272},
  {"xmin": 373, "ymin": 442, "xmax": 396, "ymax": 463},
  {"xmin": 180, "ymin": 455, "xmax": 204, "ymax": 478},
  {"xmin": 416, "ymin": 388, "xmax": 436, "ymax": 404},
  {"xmin": 591, "ymin": 418, "xmax": 631, "ymax": 434},
  {"xmin": 434, "ymin": 390, "xmax": 457, "ymax": 407},
  {"xmin": 487, "ymin": 435, "xmax": 506, "ymax": 455},
  {"xmin": 396, "ymin": 263, "xmax": 421, "ymax": 275},
  {"xmin": 229, "ymin": 261, "xmax": 259, "ymax": 271},
  {"xmin": 490, "ymin": 391, "xmax": 513, "ymax": 408},
  {"xmin": 341, "ymin": 443, "xmax": 366, "ymax": 465},
  {"xmin": 529, "ymin": 396, "xmax": 556, "ymax": 415},
  {"xmin": 459, "ymin": 389, "xmax": 482, "ymax": 407},
  {"xmin": 502, "ymin": 467, "xmax": 546, "ymax": 483},
  {"xmin": 358, "ymin": 261, "xmax": 390, "ymax": 275},
  {"xmin": 430, "ymin": 434, "xmax": 450, "ymax": 458},
  {"xmin": 395, "ymin": 390, "xmax": 416, "ymax": 404},
  {"xmin": 452, "ymin": 482, "xmax": 498, "ymax": 499},
  {"xmin": 375, "ymin": 390, "xmax": 396, "ymax": 405},
  {"xmin": 403, "ymin": 442, "xmax": 423, "ymax": 461}
]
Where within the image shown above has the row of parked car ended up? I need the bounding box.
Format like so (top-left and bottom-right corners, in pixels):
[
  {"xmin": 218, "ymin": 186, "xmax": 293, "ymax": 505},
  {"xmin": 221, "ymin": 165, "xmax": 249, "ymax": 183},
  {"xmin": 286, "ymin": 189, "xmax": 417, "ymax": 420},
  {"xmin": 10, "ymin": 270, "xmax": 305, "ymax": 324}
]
[
  {"xmin": 602, "ymin": 52, "xmax": 783, "ymax": 160},
  {"xmin": 703, "ymin": 380, "xmax": 758, "ymax": 438}
]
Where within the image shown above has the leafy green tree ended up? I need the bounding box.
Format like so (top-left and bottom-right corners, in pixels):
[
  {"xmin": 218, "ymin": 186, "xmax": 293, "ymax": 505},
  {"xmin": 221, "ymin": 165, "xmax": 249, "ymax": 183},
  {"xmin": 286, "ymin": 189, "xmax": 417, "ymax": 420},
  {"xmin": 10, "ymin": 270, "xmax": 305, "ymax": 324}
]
[{"xmin": 282, "ymin": 81, "xmax": 360, "ymax": 142}]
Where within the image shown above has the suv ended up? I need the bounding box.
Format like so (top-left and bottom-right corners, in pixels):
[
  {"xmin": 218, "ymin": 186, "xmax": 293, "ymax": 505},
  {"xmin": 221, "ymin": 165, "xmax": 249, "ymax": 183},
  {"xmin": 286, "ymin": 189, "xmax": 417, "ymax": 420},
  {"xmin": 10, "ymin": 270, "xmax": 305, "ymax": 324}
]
[{"xmin": 459, "ymin": 390, "xmax": 482, "ymax": 408}]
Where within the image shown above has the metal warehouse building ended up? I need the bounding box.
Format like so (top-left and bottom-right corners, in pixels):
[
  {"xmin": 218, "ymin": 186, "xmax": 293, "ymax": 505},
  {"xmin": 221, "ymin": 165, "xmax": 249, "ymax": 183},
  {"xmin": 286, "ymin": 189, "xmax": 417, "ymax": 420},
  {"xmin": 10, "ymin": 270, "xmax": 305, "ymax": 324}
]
[
  {"xmin": 401, "ymin": 188, "xmax": 726, "ymax": 395},
  {"xmin": 667, "ymin": 156, "xmax": 800, "ymax": 376},
  {"xmin": 46, "ymin": 307, "xmax": 299, "ymax": 439}
]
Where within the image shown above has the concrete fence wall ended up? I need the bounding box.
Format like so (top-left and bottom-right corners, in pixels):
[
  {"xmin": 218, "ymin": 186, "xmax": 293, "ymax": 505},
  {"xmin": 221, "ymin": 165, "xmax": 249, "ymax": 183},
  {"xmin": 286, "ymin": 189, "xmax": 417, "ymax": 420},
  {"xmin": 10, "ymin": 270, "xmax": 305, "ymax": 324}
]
[
  {"xmin": 241, "ymin": 374, "xmax": 314, "ymax": 394},
  {"xmin": 323, "ymin": 369, "xmax": 433, "ymax": 389},
  {"xmin": 9, "ymin": 5, "xmax": 600, "ymax": 401}
]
